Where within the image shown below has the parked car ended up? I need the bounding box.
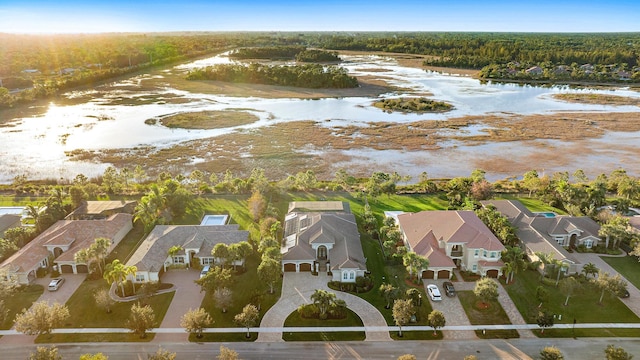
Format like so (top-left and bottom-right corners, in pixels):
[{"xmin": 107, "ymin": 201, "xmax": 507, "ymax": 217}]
[
  {"xmin": 200, "ymin": 265, "xmax": 210, "ymax": 279},
  {"xmin": 48, "ymin": 278, "xmax": 65, "ymax": 291},
  {"xmin": 427, "ymin": 284, "xmax": 442, "ymax": 301},
  {"xmin": 619, "ymin": 288, "xmax": 630, "ymax": 298},
  {"xmin": 443, "ymin": 281, "xmax": 456, "ymax": 297}
]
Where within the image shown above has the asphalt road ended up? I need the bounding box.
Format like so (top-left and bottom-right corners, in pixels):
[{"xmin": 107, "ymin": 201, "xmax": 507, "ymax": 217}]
[{"xmin": 1, "ymin": 338, "xmax": 638, "ymax": 360}]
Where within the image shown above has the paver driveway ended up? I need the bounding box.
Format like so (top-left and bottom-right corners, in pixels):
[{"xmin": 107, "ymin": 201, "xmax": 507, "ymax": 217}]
[{"xmin": 257, "ymin": 272, "xmax": 390, "ymax": 342}]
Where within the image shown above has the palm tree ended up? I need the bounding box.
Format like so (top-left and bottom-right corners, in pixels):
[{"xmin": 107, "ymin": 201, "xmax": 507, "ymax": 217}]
[
  {"xmin": 582, "ymin": 262, "xmax": 599, "ymax": 279},
  {"xmin": 310, "ymin": 289, "xmax": 336, "ymax": 319},
  {"xmin": 501, "ymin": 246, "xmax": 526, "ymax": 283},
  {"xmin": 133, "ymin": 197, "xmax": 158, "ymax": 232},
  {"xmin": 104, "ymin": 259, "xmax": 128, "ymax": 297}
]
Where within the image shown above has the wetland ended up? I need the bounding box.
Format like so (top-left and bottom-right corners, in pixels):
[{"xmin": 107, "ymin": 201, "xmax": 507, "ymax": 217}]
[{"xmin": 1, "ymin": 51, "xmax": 640, "ymax": 183}]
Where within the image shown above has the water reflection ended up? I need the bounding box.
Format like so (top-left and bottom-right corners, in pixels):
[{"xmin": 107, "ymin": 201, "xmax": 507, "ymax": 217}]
[{"xmin": 1, "ymin": 53, "xmax": 639, "ymax": 182}]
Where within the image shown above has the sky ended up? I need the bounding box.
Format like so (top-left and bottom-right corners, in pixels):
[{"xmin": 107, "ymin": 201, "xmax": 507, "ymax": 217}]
[{"xmin": 0, "ymin": 0, "xmax": 638, "ymax": 34}]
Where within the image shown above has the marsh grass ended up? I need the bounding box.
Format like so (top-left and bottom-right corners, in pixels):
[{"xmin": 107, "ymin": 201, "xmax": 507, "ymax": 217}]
[
  {"xmin": 159, "ymin": 110, "xmax": 259, "ymax": 129},
  {"xmin": 553, "ymin": 93, "xmax": 640, "ymax": 106}
]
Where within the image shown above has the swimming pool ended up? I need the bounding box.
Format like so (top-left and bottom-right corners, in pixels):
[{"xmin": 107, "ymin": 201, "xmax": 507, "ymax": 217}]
[
  {"xmin": 200, "ymin": 215, "xmax": 229, "ymax": 226},
  {"xmin": 535, "ymin": 212, "xmax": 556, "ymax": 218}
]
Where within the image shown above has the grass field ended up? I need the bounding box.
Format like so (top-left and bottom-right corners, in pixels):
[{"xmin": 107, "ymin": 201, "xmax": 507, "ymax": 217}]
[
  {"xmin": 504, "ymin": 270, "xmax": 640, "ymax": 328},
  {"xmin": 601, "ymin": 255, "xmax": 640, "ymax": 290},
  {"xmin": 62, "ymin": 279, "xmax": 174, "ymax": 329},
  {"xmin": 196, "ymin": 251, "xmax": 281, "ymax": 342},
  {"xmin": 1, "ymin": 285, "xmax": 44, "ymax": 330},
  {"xmin": 458, "ymin": 290, "xmax": 519, "ymax": 339}
]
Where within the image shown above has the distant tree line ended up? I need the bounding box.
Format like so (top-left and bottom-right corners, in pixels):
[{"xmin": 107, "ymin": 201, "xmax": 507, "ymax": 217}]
[
  {"xmin": 229, "ymin": 46, "xmax": 340, "ymax": 63},
  {"xmin": 185, "ymin": 63, "xmax": 358, "ymax": 88},
  {"xmin": 229, "ymin": 45, "xmax": 306, "ymax": 60}
]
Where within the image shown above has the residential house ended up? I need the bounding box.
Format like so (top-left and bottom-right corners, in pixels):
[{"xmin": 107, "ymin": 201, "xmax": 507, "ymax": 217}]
[
  {"xmin": 0, "ymin": 214, "xmax": 22, "ymax": 238},
  {"xmin": 481, "ymin": 200, "xmax": 601, "ymax": 274},
  {"xmin": 396, "ymin": 210, "xmax": 505, "ymax": 280},
  {"xmin": 525, "ymin": 66, "xmax": 543, "ymax": 76},
  {"xmin": 125, "ymin": 224, "xmax": 249, "ymax": 283},
  {"xmin": 281, "ymin": 201, "xmax": 367, "ymax": 283},
  {"xmin": 0, "ymin": 214, "xmax": 133, "ymax": 284},
  {"xmin": 66, "ymin": 200, "xmax": 137, "ymax": 220}
]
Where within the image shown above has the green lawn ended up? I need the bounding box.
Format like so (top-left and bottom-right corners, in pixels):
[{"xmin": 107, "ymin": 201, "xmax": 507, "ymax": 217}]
[
  {"xmin": 1, "ymin": 284, "xmax": 44, "ymax": 330},
  {"xmin": 601, "ymin": 255, "xmax": 640, "ymax": 290},
  {"xmin": 504, "ymin": 270, "xmax": 640, "ymax": 326},
  {"xmin": 390, "ymin": 330, "xmax": 443, "ymax": 340},
  {"xmin": 534, "ymin": 328, "xmax": 640, "ymax": 338},
  {"xmin": 500, "ymin": 195, "xmax": 567, "ymax": 214},
  {"xmin": 36, "ymin": 333, "xmax": 155, "ymax": 343},
  {"xmin": 282, "ymin": 308, "xmax": 365, "ymax": 341},
  {"xmin": 105, "ymin": 221, "xmax": 147, "ymax": 263},
  {"xmin": 458, "ymin": 290, "xmax": 519, "ymax": 339},
  {"xmin": 196, "ymin": 252, "xmax": 281, "ymax": 342},
  {"xmin": 0, "ymin": 195, "xmax": 49, "ymax": 206},
  {"xmin": 62, "ymin": 279, "xmax": 174, "ymax": 328}
]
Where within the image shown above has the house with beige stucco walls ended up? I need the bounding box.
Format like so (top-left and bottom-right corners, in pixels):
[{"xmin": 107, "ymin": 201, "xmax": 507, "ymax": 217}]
[
  {"xmin": 1, "ymin": 213, "xmax": 133, "ymax": 284},
  {"xmin": 396, "ymin": 210, "xmax": 505, "ymax": 280},
  {"xmin": 281, "ymin": 201, "xmax": 367, "ymax": 283}
]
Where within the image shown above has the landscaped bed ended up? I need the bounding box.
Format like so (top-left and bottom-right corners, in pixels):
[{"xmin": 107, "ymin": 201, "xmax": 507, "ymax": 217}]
[{"xmin": 282, "ymin": 308, "xmax": 365, "ymax": 341}]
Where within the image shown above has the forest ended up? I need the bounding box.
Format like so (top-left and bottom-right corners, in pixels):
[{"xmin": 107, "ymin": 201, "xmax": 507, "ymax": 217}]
[{"xmin": 185, "ymin": 63, "xmax": 358, "ymax": 88}]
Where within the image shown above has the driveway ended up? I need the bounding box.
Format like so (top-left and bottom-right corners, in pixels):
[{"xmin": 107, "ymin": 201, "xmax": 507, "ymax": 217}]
[
  {"xmin": 422, "ymin": 279, "xmax": 474, "ymax": 339},
  {"xmin": 427, "ymin": 272, "xmax": 536, "ymax": 339},
  {"xmin": 257, "ymin": 272, "xmax": 390, "ymax": 342},
  {"xmin": 32, "ymin": 274, "xmax": 86, "ymax": 306},
  {"xmin": 0, "ymin": 273, "xmax": 86, "ymax": 345},
  {"xmin": 152, "ymin": 268, "xmax": 205, "ymax": 343}
]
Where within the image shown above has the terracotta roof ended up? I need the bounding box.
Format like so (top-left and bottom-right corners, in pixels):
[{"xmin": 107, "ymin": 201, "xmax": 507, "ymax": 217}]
[
  {"xmin": 397, "ymin": 210, "xmax": 504, "ymax": 252},
  {"xmin": 1, "ymin": 213, "xmax": 132, "ymax": 273},
  {"xmin": 126, "ymin": 224, "xmax": 248, "ymax": 272},
  {"xmin": 0, "ymin": 214, "xmax": 21, "ymax": 231},
  {"xmin": 67, "ymin": 200, "xmax": 136, "ymax": 217}
]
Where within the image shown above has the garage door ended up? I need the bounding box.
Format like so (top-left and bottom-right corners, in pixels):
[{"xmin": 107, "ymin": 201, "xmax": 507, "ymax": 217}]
[
  {"xmin": 283, "ymin": 263, "xmax": 297, "ymax": 272},
  {"xmin": 60, "ymin": 264, "xmax": 74, "ymax": 274},
  {"xmin": 422, "ymin": 270, "xmax": 435, "ymax": 279},
  {"xmin": 299, "ymin": 263, "xmax": 312, "ymax": 272},
  {"xmin": 76, "ymin": 264, "xmax": 89, "ymax": 273},
  {"xmin": 486, "ymin": 269, "xmax": 499, "ymax": 278},
  {"xmin": 437, "ymin": 270, "xmax": 450, "ymax": 279}
]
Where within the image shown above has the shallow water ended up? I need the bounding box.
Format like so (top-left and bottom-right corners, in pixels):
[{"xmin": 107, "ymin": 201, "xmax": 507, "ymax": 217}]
[{"xmin": 1, "ymin": 53, "xmax": 639, "ymax": 183}]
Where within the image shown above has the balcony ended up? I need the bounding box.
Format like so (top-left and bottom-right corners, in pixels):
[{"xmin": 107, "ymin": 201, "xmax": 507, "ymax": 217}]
[{"xmin": 450, "ymin": 250, "xmax": 463, "ymax": 257}]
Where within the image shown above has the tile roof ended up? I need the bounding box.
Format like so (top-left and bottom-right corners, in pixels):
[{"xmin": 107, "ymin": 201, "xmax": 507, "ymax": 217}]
[
  {"xmin": 126, "ymin": 224, "xmax": 248, "ymax": 272},
  {"xmin": 397, "ymin": 210, "xmax": 504, "ymax": 252},
  {"xmin": 482, "ymin": 200, "xmax": 600, "ymax": 263},
  {"xmin": 282, "ymin": 205, "xmax": 366, "ymax": 271},
  {"xmin": 0, "ymin": 214, "xmax": 21, "ymax": 231},
  {"xmin": 1, "ymin": 213, "xmax": 132, "ymax": 273}
]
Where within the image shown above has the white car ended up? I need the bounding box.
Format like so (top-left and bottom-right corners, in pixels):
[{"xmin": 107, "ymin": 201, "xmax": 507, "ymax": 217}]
[
  {"xmin": 427, "ymin": 284, "xmax": 442, "ymax": 301},
  {"xmin": 48, "ymin": 278, "xmax": 65, "ymax": 291}
]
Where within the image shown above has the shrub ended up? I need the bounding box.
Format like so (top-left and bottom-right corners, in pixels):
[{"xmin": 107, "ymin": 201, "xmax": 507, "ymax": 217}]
[{"xmin": 297, "ymin": 304, "xmax": 319, "ymax": 319}]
